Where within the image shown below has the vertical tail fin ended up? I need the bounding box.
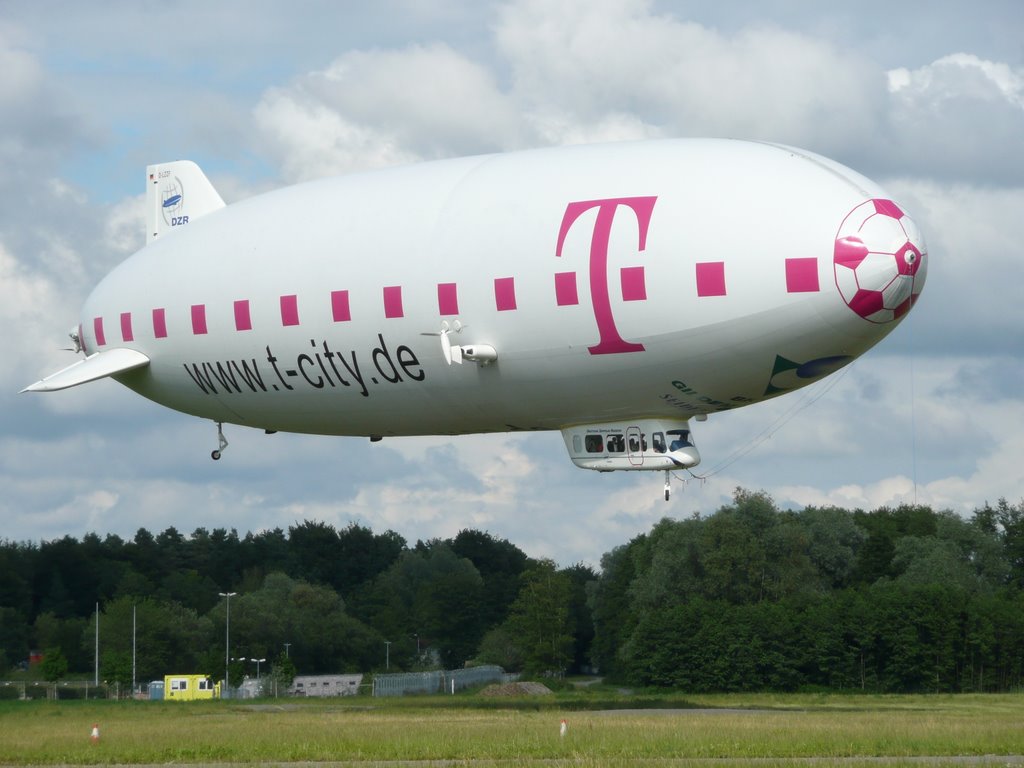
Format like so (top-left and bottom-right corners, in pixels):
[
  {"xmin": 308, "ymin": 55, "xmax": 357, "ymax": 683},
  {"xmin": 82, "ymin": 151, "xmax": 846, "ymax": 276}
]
[{"xmin": 146, "ymin": 161, "xmax": 226, "ymax": 241}]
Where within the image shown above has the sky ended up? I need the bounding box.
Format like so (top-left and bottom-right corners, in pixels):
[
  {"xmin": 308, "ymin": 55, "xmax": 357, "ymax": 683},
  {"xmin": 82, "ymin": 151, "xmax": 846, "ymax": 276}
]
[{"xmin": 2, "ymin": 0, "xmax": 1022, "ymax": 567}]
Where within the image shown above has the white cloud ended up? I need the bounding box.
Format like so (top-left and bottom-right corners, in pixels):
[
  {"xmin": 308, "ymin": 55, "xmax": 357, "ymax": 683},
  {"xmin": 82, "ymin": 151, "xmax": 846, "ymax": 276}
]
[
  {"xmin": 883, "ymin": 179, "xmax": 1024, "ymax": 353},
  {"xmin": 103, "ymin": 193, "xmax": 146, "ymax": 258},
  {"xmin": 0, "ymin": 242, "xmax": 71, "ymax": 391},
  {"xmin": 766, "ymin": 355, "xmax": 1024, "ymax": 516},
  {"xmin": 254, "ymin": 90, "xmax": 420, "ymax": 182},
  {"xmin": 0, "ymin": 29, "xmax": 45, "ymax": 115},
  {"xmin": 889, "ymin": 53, "xmax": 1024, "ymax": 110},
  {"xmin": 254, "ymin": 0, "xmax": 893, "ymax": 179},
  {"xmin": 776, "ymin": 476, "xmax": 919, "ymax": 512},
  {"xmin": 883, "ymin": 54, "xmax": 1024, "ymax": 183},
  {"xmin": 254, "ymin": 42, "xmax": 518, "ymax": 182},
  {"xmin": 498, "ymin": 0, "xmax": 883, "ymax": 151}
]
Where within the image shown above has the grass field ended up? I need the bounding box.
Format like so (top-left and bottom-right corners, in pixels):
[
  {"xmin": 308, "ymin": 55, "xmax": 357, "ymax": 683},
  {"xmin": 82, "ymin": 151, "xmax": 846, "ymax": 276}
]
[{"xmin": 1, "ymin": 688, "xmax": 1023, "ymax": 766}]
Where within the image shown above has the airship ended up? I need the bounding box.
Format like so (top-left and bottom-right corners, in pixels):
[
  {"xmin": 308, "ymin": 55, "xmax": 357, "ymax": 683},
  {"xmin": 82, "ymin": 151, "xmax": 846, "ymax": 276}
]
[{"xmin": 24, "ymin": 139, "xmax": 927, "ymax": 499}]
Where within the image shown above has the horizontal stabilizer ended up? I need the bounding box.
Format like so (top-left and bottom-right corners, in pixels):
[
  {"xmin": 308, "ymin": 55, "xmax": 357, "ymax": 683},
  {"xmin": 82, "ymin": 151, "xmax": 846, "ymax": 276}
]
[{"xmin": 22, "ymin": 349, "xmax": 150, "ymax": 393}]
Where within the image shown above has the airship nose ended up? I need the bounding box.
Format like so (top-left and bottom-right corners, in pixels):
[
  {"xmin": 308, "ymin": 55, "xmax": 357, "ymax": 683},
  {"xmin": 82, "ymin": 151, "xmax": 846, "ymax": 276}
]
[{"xmin": 833, "ymin": 199, "xmax": 928, "ymax": 324}]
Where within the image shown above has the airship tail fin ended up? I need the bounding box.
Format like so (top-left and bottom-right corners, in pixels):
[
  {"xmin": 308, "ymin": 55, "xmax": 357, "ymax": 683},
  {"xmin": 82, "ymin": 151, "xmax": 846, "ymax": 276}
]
[{"xmin": 146, "ymin": 160, "xmax": 226, "ymax": 241}]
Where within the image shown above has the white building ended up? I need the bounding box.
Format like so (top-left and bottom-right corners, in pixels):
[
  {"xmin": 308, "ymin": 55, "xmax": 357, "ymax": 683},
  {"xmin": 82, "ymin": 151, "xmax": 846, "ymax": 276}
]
[{"xmin": 289, "ymin": 674, "xmax": 363, "ymax": 697}]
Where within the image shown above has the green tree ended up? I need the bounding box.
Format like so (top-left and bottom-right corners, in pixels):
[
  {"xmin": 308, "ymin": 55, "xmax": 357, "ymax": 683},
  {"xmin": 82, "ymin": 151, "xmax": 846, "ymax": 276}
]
[
  {"xmin": 222, "ymin": 573, "xmax": 382, "ymax": 674},
  {"xmin": 0, "ymin": 543, "xmax": 33, "ymax": 617},
  {"xmin": 33, "ymin": 612, "xmax": 88, "ymax": 672},
  {"xmin": 287, "ymin": 520, "xmax": 342, "ymax": 588},
  {"xmin": 272, "ymin": 651, "xmax": 296, "ymax": 689},
  {"xmin": 588, "ymin": 538, "xmax": 644, "ymax": 678},
  {"xmin": 851, "ymin": 504, "xmax": 940, "ymax": 584},
  {"xmin": 627, "ymin": 518, "xmax": 702, "ymax": 614},
  {"xmin": 475, "ymin": 625, "xmax": 524, "ymax": 671},
  {"xmin": 799, "ymin": 506, "xmax": 866, "ymax": 589},
  {"xmin": 364, "ymin": 544, "xmax": 484, "ymax": 668},
  {"xmin": 39, "ymin": 647, "xmax": 68, "ymax": 683},
  {"xmin": 449, "ymin": 529, "xmax": 530, "ymax": 628},
  {"xmin": 504, "ymin": 560, "xmax": 573, "ymax": 675},
  {"xmin": 86, "ymin": 597, "xmax": 211, "ymax": 683},
  {"xmin": 934, "ymin": 511, "xmax": 1008, "ymax": 586},
  {"xmin": 239, "ymin": 527, "xmax": 290, "ymax": 588},
  {"xmin": 701, "ymin": 508, "xmax": 767, "ymax": 603},
  {"xmin": 563, "ymin": 563, "xmax": 597, "ymax": 673},
  {"xmin": 102, "ymin": 650, "xmax": 133, "ymax": 693},
  {"xmin": 335, "ymin": 523, "xmax": 406, "ymax": 598},
  {"xmin": 987, "ymin": 499, "xmax": 1024, "ymax": 585},
  {"xmin": 228, "ymin": 658, "xmax": 245, "ymax": 689},
  {"xmin": 0, "ymin": 607, "xmax": 30, "ymax": 674}
]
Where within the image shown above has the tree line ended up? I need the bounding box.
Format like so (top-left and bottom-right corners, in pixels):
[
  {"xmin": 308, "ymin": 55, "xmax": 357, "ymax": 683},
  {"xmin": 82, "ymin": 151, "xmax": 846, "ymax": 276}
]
[
  {"xmin": 0, "ymin": 522, "xmax": 591, "ymax": 685},
  {"xmin": 591, "ymin": 491, "xmax": 1024, "ymax": 692},
  {"xmin": 2, "ymin": 491, "xmax": 1024, "ymax": 692}
]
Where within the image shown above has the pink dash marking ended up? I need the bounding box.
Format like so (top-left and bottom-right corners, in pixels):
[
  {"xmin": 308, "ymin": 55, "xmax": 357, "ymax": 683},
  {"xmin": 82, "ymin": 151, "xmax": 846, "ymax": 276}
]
[
  {"xmin": 554, "ymin": 271, "xmax": 579, "ymax": 306},
  {"xmin": 383, "ymin": 286, "xmax": 404, "ymax": 319},
  {"xmin": 620, "ymin": 266, "xmax": 647, "ymax": 301},
  {"xmin": 280, "ymin": 295, "xmax": 299, "ymax": 326},
  {"xmin": 785, "ymin": 257, "xmax": 820, "ymax": 293},
  {"xmin": 234, "ymin": 299, "xmax": 252, "ymax": 331},
  {"xmin": 120, "ymin": 312, "xmax": 134, "ymax": 342},
  {"xmin": 191, "ymin": 304, "xmax": 208, "ymax": 335},
  {"xmin": 695, "ymin": 262, "xmax": 727, "ymax": 297},
  {"xmin": 331, "ymin": 290, "xmax": 351, "ymax": 322},
  {"xmin": 494, "ymin": 277, "xmax": 517, "ymax": 311},
  {"xmin": 93, "ymin": 317, "xmax": 106, "ymax": 347},
  {"xmin": 153, "ymin": 308, "xmax": 167, "ymax": 339},
  {"xmin": 437, "ymin": 282, "xmax": 459, "ymax": 316}
]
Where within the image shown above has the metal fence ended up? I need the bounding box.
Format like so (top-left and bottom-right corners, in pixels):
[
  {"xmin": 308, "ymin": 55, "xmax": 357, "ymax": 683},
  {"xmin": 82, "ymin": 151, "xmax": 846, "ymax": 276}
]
[
  {"xmin": 1, "ymin": 680, "xmax": 118, "ymax": 700},
  {"xmin": 372, "ymin": 665, "xmax": 512, "ymax": 697}
]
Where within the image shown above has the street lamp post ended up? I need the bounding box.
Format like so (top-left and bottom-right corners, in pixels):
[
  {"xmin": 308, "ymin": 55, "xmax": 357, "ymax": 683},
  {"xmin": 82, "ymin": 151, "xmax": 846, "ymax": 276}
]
[
  {"xmin": 384, "ymin": 641, "xmax": 391, "ymax": 670},
  {"xmin": 253, "ymin": 657, "xmax": 265, "ymax": 679},
  {"xmin": 218, "ymin": 591, "xmax": 237, "ymax": 698}
]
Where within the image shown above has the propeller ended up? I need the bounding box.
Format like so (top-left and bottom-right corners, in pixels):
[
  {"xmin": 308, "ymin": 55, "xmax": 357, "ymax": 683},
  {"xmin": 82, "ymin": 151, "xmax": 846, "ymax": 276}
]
[
  {"xmin": 421, "ymin": 320, "xmax": 496, "ymax": 366},
  {"xmin": 62, "ymin": 327, "xmax": 83, "ymax": 354},
  {"xmin": 421, "ymin": 320, "xmax": 465, "ymax": 365}
]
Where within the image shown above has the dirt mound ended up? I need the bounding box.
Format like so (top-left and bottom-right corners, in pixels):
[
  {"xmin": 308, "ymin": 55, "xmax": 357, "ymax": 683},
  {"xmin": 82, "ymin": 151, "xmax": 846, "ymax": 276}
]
[{"xmin": 479, "ymin": 681, "xmax": 553, "ymax": 697}]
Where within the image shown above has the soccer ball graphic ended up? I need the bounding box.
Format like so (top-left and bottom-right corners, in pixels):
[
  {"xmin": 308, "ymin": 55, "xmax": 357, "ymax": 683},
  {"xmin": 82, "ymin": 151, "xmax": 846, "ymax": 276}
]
[{"xmin": 833, "ymin": 199, "xmax": 927, "ymax": 323}]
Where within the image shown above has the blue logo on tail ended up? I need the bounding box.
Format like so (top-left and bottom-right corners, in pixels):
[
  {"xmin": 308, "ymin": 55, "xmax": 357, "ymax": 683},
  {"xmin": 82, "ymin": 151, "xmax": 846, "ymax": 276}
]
[{"xmin": 161, "ymin": 178, "xmax": 186, "ymax": 227}]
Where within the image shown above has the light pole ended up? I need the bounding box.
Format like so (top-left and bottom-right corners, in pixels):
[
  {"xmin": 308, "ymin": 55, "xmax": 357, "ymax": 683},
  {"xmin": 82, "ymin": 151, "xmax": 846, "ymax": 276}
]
[
  {"xmin": 253, "ymin": 657, "xmax": 265, "ymax": 679},
  {"xmin": 218, "ymin": 591, "xmax": 237, "ymax": 698},
  {"xmin": 131, "ymin": 603, "xmax": 136, "ymax": 698},
  {"xmin": 284, "ymin": 642, "xmax": 291, "ymax": 658},
  {"xmin": 384, "ymin": 641, "xmax": 391, "ymax": 670}
]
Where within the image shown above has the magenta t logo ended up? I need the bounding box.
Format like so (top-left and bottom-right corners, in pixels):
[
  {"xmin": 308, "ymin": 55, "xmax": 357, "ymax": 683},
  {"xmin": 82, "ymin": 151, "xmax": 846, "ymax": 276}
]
[{"xmin": 556, "ymin": 196, "xmax": 656, "ymax": 355}]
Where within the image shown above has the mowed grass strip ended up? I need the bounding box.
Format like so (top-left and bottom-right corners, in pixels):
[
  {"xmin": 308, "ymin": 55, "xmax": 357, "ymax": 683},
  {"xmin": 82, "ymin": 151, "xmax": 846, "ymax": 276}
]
[{"xmin": 1, "ymin": 694, "xmax": 1023, "ymax": 765}]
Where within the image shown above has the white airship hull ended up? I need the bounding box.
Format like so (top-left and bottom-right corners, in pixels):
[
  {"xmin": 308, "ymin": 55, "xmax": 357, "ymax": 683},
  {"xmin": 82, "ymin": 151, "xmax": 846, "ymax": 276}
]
[{"xmin": 28, "ymin": 139, "xmax": 928, "ymax": 473}]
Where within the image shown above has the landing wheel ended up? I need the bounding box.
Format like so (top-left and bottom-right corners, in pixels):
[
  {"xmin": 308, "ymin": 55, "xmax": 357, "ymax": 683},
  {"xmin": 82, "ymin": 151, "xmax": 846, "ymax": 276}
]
[
  {"xmin": 211, "ymin": 421, "xmax": 229, "ymax": 460},
  {"xmin": 664, "ymin": 470, "xmax": 671, "ymax": 501}
]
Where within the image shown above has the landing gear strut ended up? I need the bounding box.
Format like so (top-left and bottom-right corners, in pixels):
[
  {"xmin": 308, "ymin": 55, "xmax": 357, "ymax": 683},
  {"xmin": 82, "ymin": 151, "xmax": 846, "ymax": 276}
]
[
  {"xmin": 664, "ymin": 470, "xmax": 671, "ymax": 501},
  {"xmin": 211, "ymin": 422, "xmax": 229, "ymax": 460}
]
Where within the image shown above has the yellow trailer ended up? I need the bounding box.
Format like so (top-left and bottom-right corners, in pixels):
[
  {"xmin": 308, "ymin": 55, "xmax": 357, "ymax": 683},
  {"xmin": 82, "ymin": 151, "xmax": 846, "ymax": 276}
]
[{"xmin": 163, "ymin": 674, "xmax": 220, "ymax": 701}]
